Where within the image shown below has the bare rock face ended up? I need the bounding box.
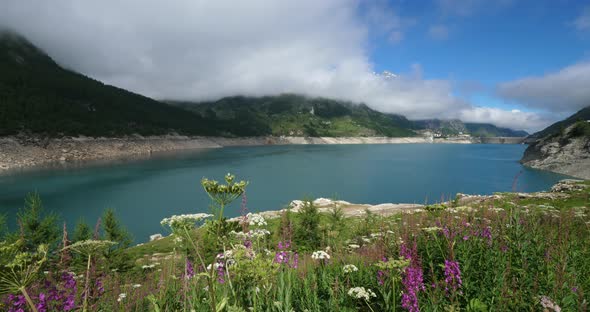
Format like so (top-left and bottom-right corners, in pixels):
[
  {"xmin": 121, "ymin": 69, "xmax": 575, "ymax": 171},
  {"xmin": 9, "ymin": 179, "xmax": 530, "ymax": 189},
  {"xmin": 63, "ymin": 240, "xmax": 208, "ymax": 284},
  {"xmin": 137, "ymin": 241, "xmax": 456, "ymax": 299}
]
[
  {"xmin": 521, "ymin": 124, "xmax": 590, "ymax": 180},
  {"xmin": 550, "ymin": 179, "xmax": 587, "ymax": 193}
]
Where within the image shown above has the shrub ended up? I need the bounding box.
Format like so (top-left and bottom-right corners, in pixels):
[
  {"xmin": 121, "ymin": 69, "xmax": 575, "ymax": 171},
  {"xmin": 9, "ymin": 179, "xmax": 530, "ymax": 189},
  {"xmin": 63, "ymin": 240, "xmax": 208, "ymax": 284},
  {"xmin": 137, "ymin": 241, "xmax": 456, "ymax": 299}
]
[{"xmin": 294, "ymin": 200, "xmax": 320, "ymax": 250}]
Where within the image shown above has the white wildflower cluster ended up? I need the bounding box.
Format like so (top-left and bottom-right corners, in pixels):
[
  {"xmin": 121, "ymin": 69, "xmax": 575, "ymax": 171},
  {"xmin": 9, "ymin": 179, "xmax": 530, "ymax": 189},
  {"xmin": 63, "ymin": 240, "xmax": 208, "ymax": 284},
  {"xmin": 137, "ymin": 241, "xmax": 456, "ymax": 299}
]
[
  {"xmin": 343, "ymin": 264, "xmax": 358, "ymax": 273},
  {"xmin": 348, "ymin": 244, "xmax": 360, "ymax": 249},
  {"xmin": 369, "ymin": 233, "xmax": 383, "ymax": 238},
  {"xmin": 217, "ymin": 250, "xmax": 236, "ymax": 266},
  {"xmin": 117, "ymin": 293, "xmax": 126, "ymax": 302},
  {"xmin": 206, "ymin": 262, "xmax": 223, "ymax": 271},
  {"xmin": 142, "ymin": 264, "xmax": 156, "ymax": 270},
  {"xmin": 250, "ymin": 229, "xmax": 270, "ymax": 238},
  {"xmin": 540, "ymin": 296, "xmax": 561, "ymax": 312},
  {"xmin": 216, "ymin": 250, "xmax": 233, "ymax": 259},
  {"xmin": 173, "ymin": 236, "xmax": 184, "ymax": 244},
  {"xmin": 247, "ymin": 213, "xmax": 267, "ymax": 226},
  {"xmin": 132, "ymin": 284, "xmax": 141, "ymax": 288},
  {"xmin": 229, "ymin": 230, "xmax": 249, "ymax": 239},
  {"xmin": 489, "ymin": 207, "xmax": 505, "ymax": 213},
  {"xmin": 230, "ymin": 229, "xmax": 270, "ymax": 239},
  {"xmin": 422, "ymin": 226, "xmax": 442, "ymax": 233},
  {"xmin": 347, "ymin": 287, "xmax": 376, "ymax": 301},
  {"xmin": 160, "ymin": 213, "xmax": 213, "ymax": 230},
  {"xmin": 448, "ymin": 206, "xmax": 474, "ymax": 213},
  {"xmin": 573, "ymin": 207, "xmax": 587, "ymax": 218},
  {"xmin": 311, "ymin": 250, "xmax": 330, "ymax": 260}
]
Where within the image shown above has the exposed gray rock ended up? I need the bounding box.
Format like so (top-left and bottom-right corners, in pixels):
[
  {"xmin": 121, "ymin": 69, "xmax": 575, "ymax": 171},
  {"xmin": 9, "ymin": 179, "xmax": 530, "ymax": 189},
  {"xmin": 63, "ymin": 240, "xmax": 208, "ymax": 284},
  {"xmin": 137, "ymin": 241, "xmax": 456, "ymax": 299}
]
[
  {"xmin": 149, "ymin": 233, "xmax": 163, "ymax": 241},
  {"xmin": 521, "ymin": 124, "xmax": 590, "ymax": 180},
  {"xmin": 0, "ymin": 135, "xmax": 478, "ymax": 172},
  {"xmin": 550, "ymin": 179, "xmax": 586, "ymax": 193}
]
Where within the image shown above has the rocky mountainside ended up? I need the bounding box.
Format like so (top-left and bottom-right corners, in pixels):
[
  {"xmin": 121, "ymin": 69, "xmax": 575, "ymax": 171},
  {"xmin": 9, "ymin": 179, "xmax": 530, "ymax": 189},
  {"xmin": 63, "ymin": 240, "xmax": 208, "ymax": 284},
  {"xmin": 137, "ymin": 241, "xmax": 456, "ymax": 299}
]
[{"xmin": 521, "ymin": 116, "xmax": 590, "ymax": 179}]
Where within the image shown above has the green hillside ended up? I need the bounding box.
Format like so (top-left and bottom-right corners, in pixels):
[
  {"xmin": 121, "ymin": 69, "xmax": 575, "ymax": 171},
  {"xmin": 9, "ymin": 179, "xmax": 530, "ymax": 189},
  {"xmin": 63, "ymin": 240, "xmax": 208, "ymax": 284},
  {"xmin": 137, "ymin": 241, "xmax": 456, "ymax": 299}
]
[
  {"xmin": 530, "ymin": 106, "xmax": 590, "ymax": 139},
  {"xmin": 172, "ymin": 94, "xmax": 417, "ymax": 137},
  {"xmin": 0, "ymin": 31, "xmax": 217, "ymax": 137}
]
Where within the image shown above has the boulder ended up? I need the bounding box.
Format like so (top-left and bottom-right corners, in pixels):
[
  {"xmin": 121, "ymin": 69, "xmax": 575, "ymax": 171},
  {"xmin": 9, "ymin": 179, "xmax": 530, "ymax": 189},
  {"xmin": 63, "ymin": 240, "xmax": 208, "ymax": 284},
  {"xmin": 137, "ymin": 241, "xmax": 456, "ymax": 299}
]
[{"xmin": 149, "ymin": 233, "xmax": 163, "ymax": 241}]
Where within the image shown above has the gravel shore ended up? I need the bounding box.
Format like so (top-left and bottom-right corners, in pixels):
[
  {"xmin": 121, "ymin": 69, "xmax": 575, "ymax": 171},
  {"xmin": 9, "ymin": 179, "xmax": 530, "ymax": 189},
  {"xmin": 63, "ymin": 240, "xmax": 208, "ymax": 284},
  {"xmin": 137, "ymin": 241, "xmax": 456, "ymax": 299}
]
[{"xmin": 0, "ymin": 135, "xmax": 473, "ymax": 172}]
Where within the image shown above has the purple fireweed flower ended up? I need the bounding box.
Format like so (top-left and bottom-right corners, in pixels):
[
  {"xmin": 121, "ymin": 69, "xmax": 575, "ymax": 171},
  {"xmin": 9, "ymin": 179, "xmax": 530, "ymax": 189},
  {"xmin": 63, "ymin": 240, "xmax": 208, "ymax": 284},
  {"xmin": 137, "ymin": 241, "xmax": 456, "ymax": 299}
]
[
  {"xmin": 274, "ymin": 241, "xmax": 293, "ymax": 266},
  {"xmin": 442, "ymin": 226, "xmax": 456, "ymax": 240},
  {"xmin": 400, "ymin": 242, "xmax": 425, "ymax": 312},
  {"xmin": 443, "ymin": 260, "xmax": 462, "ymax": 296},
  {"xmin": 240, "ymin": 192, "xmax": 249, "ymax": 228},
  {"xmin": 186, "ymin": 259, "xmax": 195, "ymax": 279},
  {"xmin": 377, "ymin": 270, "xmax": 386, "ymax": 286},
  {"xmin": 36, "ymin": 293, "xmax": 47, "ymax": 312},
  {"xmin": 95, "ymin": 277, "xmax": 105, "ymax": 296},
  {"xmin": 216, "ymin": 261, "xmax": 225, "ymax": 284},
  {"xmin": 401, "ymin": 266, "xmax": 425, "ymax": 312},
  {"xmin": 275, "ymin": 251, "xmax": 289, "ymax": 264},
  {"xmin": 479, "ymin": 226, "xmax": 492, "ymax": 245},
  {"xmin": 6, "ymin": 294, "xmax": 26, "ymax": 312},
  {"xmin": 400, "ymin": 243, "xmax": 414, "ymax": 260}
]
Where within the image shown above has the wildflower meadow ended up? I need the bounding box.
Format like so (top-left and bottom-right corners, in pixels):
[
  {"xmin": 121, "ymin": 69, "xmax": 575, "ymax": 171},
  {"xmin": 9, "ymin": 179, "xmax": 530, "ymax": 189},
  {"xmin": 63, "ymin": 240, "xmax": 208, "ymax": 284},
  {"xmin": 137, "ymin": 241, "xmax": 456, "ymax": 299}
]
[{"xmin": 0, "ymin": 174, "xmax": 589, "ymax": 311}]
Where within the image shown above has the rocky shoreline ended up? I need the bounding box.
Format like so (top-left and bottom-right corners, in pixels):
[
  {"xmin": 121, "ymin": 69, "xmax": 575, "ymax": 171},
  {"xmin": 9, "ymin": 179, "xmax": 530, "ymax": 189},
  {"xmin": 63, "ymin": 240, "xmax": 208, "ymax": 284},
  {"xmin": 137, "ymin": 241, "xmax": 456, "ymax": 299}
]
[
  {"xmin": 0, "ymin": 135, "xmax": 476, "ymax": 172},
  {"xmin": 144, "ymin": 179, "xmax": 586, "ymax": 242},
  {"xmin": 520, "ymin": 125, "xmax": 590, "ymax": 180}
]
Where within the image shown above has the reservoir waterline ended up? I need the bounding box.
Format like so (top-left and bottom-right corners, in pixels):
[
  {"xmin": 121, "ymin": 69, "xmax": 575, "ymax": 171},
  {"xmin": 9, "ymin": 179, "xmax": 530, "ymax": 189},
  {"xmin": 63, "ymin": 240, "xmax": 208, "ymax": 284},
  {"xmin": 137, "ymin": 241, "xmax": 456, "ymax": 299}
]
[{"xmin": 0, "ymin": 144, "xmax": 570, "ymax": 242}]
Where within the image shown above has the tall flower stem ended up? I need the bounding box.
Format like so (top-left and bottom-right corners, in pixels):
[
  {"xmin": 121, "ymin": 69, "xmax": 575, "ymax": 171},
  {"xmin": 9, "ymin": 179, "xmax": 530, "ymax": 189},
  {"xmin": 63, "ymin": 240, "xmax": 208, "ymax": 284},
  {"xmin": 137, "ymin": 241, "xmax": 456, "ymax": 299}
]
[
  {"xmin": 182, "ymin": 227, "xmax": 215, "ymax": 311},
  {"xmin": 222, "ymin": 244, "xmax": 236, "ymax": 303},
  {"xmin": 19, "ymin": 287, "xmax": 38, "ymax": 312},
  {"xmin": 392, "ymin": 274, "xmax": 397, "ymax": 312},
  {"xmin": 364, "ymin": 299, "xmax": 376, "ymax": 312},
  {"xmin": 83, "ymin": 253, "xmax": 92, "ymax": 312}
]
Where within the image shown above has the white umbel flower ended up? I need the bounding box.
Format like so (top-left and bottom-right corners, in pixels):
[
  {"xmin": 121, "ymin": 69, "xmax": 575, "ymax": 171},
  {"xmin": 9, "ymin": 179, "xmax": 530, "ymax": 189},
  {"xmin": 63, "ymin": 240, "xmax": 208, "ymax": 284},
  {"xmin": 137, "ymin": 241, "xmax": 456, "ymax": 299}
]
[
  {"xmin": 160, "ymin": 213, "xmax": 213, "ymax": 230},
  {"xmin": 343, "ymin": 264, "xmax": 359, "ymax": 273},
  {"xmin": 247, "ymin": 213, "xmax": 267, "ymax": 226},
  {"xmin": 348, "ymin": 287, "xmax": 376, "ymax": 301},
  {"xmin": 311, "ymin": 250, "xmax": 330, "ymax": 260}
]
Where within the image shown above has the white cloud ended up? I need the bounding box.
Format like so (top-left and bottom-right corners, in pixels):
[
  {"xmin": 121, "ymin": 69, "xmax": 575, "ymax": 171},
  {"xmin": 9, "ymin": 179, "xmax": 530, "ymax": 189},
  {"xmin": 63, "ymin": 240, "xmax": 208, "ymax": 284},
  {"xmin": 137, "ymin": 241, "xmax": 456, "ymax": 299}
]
[
  {"xmin": 428, "ymin": 24, "xmax": 449, "ymax": 40},
  {"xmin": 497, "ymin": 61, "xmax": 590, "ymax": 112},
  {"xmin": 0, "ymin": 0, "xmax": 550, "ymax": 131},
  {"xmin": 573, "ymin": 6, "xmax": 590, "ymax": 31},
  {"xmin": 458, "ymin": 107, "xmax": 553, "ymax": 133}
]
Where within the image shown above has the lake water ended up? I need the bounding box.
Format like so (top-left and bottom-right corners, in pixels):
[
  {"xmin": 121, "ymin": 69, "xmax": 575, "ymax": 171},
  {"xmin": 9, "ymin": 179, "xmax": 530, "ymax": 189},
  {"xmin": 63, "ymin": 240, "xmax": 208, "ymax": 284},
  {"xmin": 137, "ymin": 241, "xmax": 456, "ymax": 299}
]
[{"xmin": 0, "ymin": 144, "xmax": 570, "ymax": 242}]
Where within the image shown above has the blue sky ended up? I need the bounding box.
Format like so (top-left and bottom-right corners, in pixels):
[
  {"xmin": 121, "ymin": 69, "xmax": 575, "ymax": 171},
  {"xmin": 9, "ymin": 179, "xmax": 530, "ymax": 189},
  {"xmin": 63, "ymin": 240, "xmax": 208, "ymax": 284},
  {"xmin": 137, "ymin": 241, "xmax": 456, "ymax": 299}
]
[
  {"xmin": 367, "ymin": 0, "xmax": 590, "ymax": 115},
  {"xmin": 2, "ymin": 0, "xmax": 589, "ymax": 131}
]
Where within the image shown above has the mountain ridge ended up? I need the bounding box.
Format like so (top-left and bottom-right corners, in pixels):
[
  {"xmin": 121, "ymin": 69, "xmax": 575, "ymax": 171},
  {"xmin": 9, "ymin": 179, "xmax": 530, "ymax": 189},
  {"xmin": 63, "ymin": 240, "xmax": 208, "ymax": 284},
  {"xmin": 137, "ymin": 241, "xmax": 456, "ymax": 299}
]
[{"xmin": 0, "ymin": 31, "xmax": 527, "ymax": 138}]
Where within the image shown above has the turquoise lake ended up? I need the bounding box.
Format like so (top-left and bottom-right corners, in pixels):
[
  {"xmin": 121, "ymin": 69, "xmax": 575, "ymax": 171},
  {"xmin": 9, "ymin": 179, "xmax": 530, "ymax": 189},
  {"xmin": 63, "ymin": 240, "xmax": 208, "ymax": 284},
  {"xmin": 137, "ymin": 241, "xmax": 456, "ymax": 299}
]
[{"xmin": 0, "ymin": 144, "xmax": 570, "ymax": 242}]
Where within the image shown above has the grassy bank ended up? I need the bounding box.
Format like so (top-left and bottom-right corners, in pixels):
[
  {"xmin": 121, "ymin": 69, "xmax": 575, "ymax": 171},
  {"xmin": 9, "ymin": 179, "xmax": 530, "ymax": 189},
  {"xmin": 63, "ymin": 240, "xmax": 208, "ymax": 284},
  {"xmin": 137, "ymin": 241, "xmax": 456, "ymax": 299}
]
[{"xmin": 1, "ymin": 176, "xmax": 589, "ymax": 311}]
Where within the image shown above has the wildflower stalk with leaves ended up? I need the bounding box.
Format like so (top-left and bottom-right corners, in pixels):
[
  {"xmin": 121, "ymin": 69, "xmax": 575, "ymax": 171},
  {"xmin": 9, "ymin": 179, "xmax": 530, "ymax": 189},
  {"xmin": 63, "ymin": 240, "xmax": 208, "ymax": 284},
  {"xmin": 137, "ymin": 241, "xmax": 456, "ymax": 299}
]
[
  {"xmin": 0, "ymin": 240, "xmax": 48, "ymax": 312},
  {"xmin": 62, "ymin": 239, "xmax": 116, "ymax": 312}
]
